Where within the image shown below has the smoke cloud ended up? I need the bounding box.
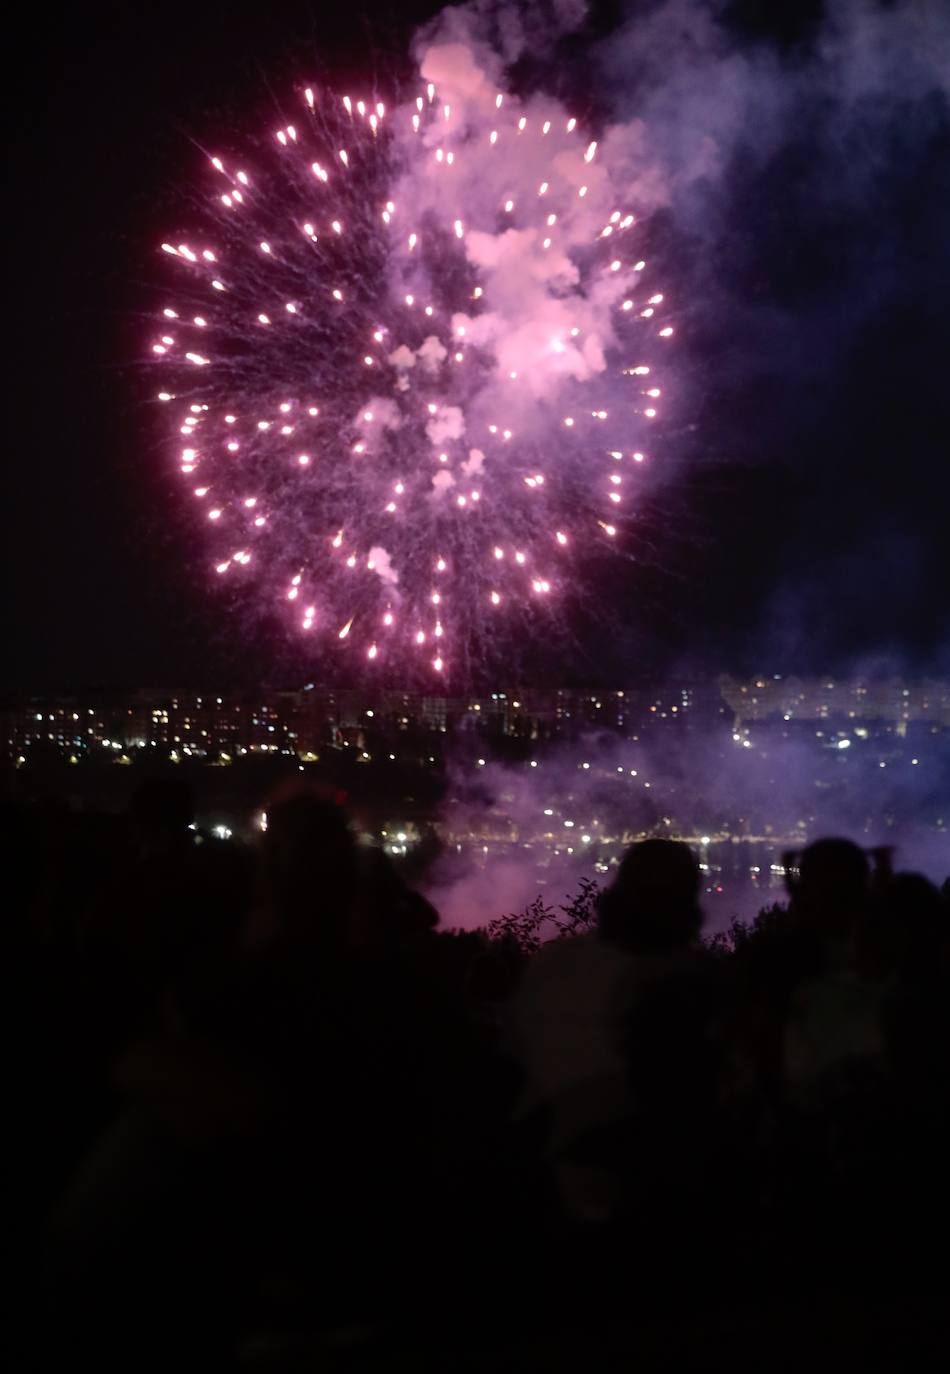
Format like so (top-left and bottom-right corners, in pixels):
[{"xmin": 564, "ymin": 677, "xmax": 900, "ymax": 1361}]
[
  {"xmin": 424, "ymin": 714, "xmax": 950, "ymax": 933},
  {"xmin": 396, "ymin": 0, "xmax": 950, "ymax": 675},
  {"xmin": 399, "ymin": 2, "xmax": 950, "ymax": 926}
]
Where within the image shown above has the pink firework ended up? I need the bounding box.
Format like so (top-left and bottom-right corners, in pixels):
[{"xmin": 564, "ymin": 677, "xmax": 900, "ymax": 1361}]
[{"xmin": 152, "ymin": 50, "xmax": 674, "ymax": 677}]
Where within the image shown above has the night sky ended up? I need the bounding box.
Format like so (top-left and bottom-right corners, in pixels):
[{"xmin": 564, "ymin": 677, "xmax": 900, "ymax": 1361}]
[{"xmin": 5, "ymin": 0, "xmax": 949, "ymax": 691}]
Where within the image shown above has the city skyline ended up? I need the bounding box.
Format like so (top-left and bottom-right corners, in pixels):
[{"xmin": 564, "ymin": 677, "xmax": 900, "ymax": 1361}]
[
  {"xmin": 6, "ymin": 669, "xmax": 945, "ymax": 928},
  {"xmin": 5, "ymin": 671, "xmax": 950, "ymax": 754}
]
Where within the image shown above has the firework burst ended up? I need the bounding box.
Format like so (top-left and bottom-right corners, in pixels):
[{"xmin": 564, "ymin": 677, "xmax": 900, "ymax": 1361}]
[{"xmin": 152, "ymin": 41, "xmax": 674, "ymax": 678}]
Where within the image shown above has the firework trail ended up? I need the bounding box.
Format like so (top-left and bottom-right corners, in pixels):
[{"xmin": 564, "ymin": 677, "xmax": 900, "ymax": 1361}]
[{"xmin": 152, "ymin": 38, "xmax": 674, "ymax": 678}]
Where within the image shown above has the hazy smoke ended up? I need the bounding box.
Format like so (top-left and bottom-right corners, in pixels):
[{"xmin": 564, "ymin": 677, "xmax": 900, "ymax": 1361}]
[
  {"xmin": 391, "ymin": 25, "xmax": 638, "ymax": 443},
  {"xmin": 405, "ymin": 2, "xmax": 949, "ymax": 929},
  {"xmin": 424, "ymin": 716, "xmax": 949, "ymax": 932},
  {"xmin": 400, "ymin": 1, "xmax": 950, "ymax": 675},
  {"xmin": 590, "ymin": 0, "xmax": 950, "ymax": 668}
]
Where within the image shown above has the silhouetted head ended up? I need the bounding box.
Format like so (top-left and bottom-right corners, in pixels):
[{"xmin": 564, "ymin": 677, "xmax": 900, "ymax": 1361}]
[
  {"xmin": 261, "ymin": 790, "xmax": 358, "ymax": 947},
  {"xmin": 356, "ymin": 845, "xmax": 438, "ymax": 948},
  {"xmin": 887, "ymin": 871, "xmax": 947, "ymax": 973},
  {"xmin": 789, "ymin": 837, "xmax": 870, "ymax": 938},
  {"xmin": 130, "ymin": 779, "xmax": 194, "ymax": 856},
  {"xmin": 598, "ymin": 839, "xmax": 702, "ymax": 953}
]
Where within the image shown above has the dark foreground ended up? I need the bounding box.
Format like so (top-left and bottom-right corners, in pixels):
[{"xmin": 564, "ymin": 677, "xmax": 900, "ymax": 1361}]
[{"xmin": 7, "ymin": 784, "xmax": 950, "ymax": 1369}]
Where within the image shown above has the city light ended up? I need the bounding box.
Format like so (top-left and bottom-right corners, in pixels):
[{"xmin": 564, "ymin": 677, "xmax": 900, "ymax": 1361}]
[{"xmin": 7, "ymin": 677, "xmax": 947, "ymax": 915}]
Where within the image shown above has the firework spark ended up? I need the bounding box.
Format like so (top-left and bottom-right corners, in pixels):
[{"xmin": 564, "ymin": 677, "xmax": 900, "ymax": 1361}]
[{"xmin": 152, "ymin": 41, "xmax": 674, "ymax": 677}]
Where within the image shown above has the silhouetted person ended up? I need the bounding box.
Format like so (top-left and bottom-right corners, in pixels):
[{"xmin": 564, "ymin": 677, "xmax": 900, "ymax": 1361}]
[
  {"xmin": 129, "ymin": 778, "xmax": 194, "ymax": 862},
  {"xmin": 509, "ymin": 840, "xmax": 705, "ymax": 1221},
  {"xmin": 777, "ymin": 839, "xmax": 886, "ymax": 1097},
  {"xmin": 786, "ymin": 837, "xmax": 871, "ymax": 952},
  {"xmin": 882, "ymin": 872, "xmax": 950, "ymax": 1117},
  {"xmin": 247, "ymin": 788, "xmax": 359, "ymax": 949},
  {"xmin": 597, "ymin": 837, "xmax": 703, "ymax": 952},
  {"xmin": 353, "ymin": 842, "xmax": 439, "ymax": 953},
  {"xmin": 878, "ymin": 871, "xmax": 947, "ymax": 980}
]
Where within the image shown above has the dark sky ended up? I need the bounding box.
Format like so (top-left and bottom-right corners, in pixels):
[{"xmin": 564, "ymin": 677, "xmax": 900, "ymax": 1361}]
[{"xmin": 4, "ymin": 0, "xmax": 949, "ymax": 690}]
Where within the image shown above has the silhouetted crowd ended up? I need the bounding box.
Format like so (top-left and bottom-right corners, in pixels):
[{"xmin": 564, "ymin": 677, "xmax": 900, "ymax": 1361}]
[{"xmin": 6, "ymin": 781, "xmax": 950, "ymax": 1369}]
